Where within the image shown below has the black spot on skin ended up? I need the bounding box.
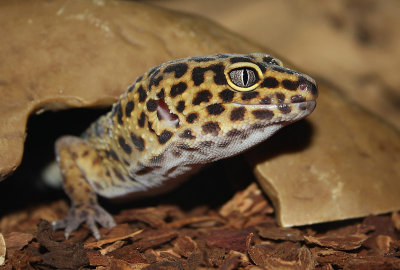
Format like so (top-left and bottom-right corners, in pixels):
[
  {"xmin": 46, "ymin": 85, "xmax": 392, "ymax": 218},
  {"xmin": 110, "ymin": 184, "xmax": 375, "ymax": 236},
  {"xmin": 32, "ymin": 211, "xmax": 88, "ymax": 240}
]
[
  {"xmin": 148, "ymin": 65, "xmax": 161, "ymax": 76},
  {"xmin": 109, "ymin": 149, "xmax": 119, "ymax": 161},
  {"xmin": 218, "ymin": 141, "xmax": 230, "ymax": 148},
  {"xmin": 262, "ymin": 56, "xmax": 273, "ymax": 63},
  {"xmin": 138, "ymin": 85, "xmax": 147, "ymax": 102},
  {"xmin": 149, "ymin": 75, "xmax": 163, "ymax": 89},
  {"xmin": 93, "ymin": 182, "xmax": 103, "ymax": 190},
  {"xmin": 278, "ymin": 104, "xmax": 292, "ymax": 114},
  {"xmin": 147, "ymin": 69, "xmax": 160, "ymax": 90},
  {"xmin": 227, "ymin": 129, "xmax": 242, "ymax": 137},
  {"xmin": 271, "ymin": 66, "xmax": 295, "ymax": 75},
  {"xmin": 112, "ymin": 101, "xmax": 123, "ymax": 125},
  {"xmin": 113, "ymin": 168, "xmax": 125, "ymax": 181},
  {"xmin": 282, "ymin": 79, "xmax": 299, "ymax": 91},
  {"xmin": 92, "ymin": 156, "xmax": 101, "ymax": 166},
  {"xmin": 158, "ymin": 130, "xmax": 173, "ymax": 144},
  {"xmin": 125, "ymin": 100, "xmax": 135, "ymax": 117},
  {"xmin": 179, "ymin": 129, "xmax": 195, "ymax": 139},
  {"xmin": 178, "ymin": 144, "xmax": 198, "ymax": 151},
  {"xmin": 105, "ymin": 171, "xmax": 112, "ymax": 179},
  {"xmin": 123, "ymin": 159, "xmax": 130, "ymax": 166},
  {"xmin": 148, "ymin": 121, "xmax": 155, "ymax": 133},
  {"xmin": 299, "ymin": 103, "xmax": 309, "ymax": 111},
  {"xmin": 157, "ymin": 88, "xmax": 165, "ymax": 99},
  {"xmin": 146, "ymin": 99, "xmax": 157, "ymax": 112},
  {"xmin": 186, "ymin": 113, "xmax": 198, "ymax": 123},
  {"xmin": 261, "ymin": 97, "xmax": 271, "ymax": 104},
  {"xmin": 241, "ymin": 91, "xmax": 259, "ymax": 101},
  {"xmin": 82, "ymin": 150, "xmax": 89, "ymax": 157},
  {"xmin": 176, "ymin": 101, "xmax": 185, "ymax": 112},
  {"xmin": 164, "ymin": 63, "xmax": 189, "ymax": 78},
  {"xmin": 202, "ymin": 122, "xmax": 221, "ymax": 136},
  {"xmin": 192, "ymin": 64, "xmax": 227, "ymax": 86},
  {"xmin": 200, "ymin": 141, "xmax": 214, "ymax": 147},
  {"xmin": 262, "ymin": 56, "xmax": 280, "ymax": 65},
  {"xmin": 240, "ymin": 133, "xmax": 250, "ymax": 140},
  {"xmin": 310, "ymin": 83, "xmax": 318, "ymax": 96},
  {"xmin": 230, "ymin": 107, "xmax": 246, "ymax": 121},
  {"xmin": 127, "ymin": 84, "xmax": 135, "ymax": 93},
  {"xmin": 252, "ymin": 110, "xmax": 274, "ymax": 120},
  {"xmin": 166, "ymin": 166, "xmax": 179, "ymax": 176},
  {"xmin": 206, "ymin": 103, "xmax": 225, "ymax": 115},
  {"xmin": 219, "ymin": 89, "xmax": 235, "ymax": 102},
  {"xmin": 151, "ymin": 154, "xmax": 164, "ymax": 164},
  {"xmin": 172, "ymin": 150, "xmax": 182, "ymax": 157},
  {"xmin": 130, "ymin": 133, "xmax": 145, "ymax": 151},
  {"xmin": 261, "ymin": 77, "xmax": 279, "ymax": 88},
  {"xmin": 191, "ymin": 56, "xmax": 215, "ymax": 62},
  {"xmin": 251, "ymin": 123, "xmax": 266, "ymax": 130},
  {"xmin": 230, "ymin": 57, "xmax": 253, "ymax": 64},
  {"xmin": 138, "ymin": 112, "xmax": 146, "ymax": 128},
  {"xmin": 276, "ymin": 93, "xmax": 286, "ymax": 103},
  {"xmin": 291, "ymin": 95, "xmax": 306, "ymax": 103},
  {"xmin": 170, "ymin": 82, "xmax": 188, "ymax": 97},
  {"xmin": 256, "ymin": 63, "xmax": 266, "ymax": 73},
  {"xmin": 117, "ymin": 104, "xmax": 123, "ymax": 125},
  {"xmin": 193, "ymin": 90, "xmax": 212, "ymax": 105},
  {"xmin": 135, "ymin": 166, "xmax": 155, "ymax": 176},
  {"xmin": 118, "ymin": 136, "xmax": 132, "ymax": 154},
  {"xmin": 135, "ymin": 75, "xmax": 144, "ymax": 83}
]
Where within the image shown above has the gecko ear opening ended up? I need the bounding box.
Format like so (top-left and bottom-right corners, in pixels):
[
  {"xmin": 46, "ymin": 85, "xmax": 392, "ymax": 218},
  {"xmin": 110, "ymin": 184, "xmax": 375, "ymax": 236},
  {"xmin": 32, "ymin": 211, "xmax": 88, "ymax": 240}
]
[{"xmin": 157, "ymin": 99, "xmax": 179, "ymax": 127}]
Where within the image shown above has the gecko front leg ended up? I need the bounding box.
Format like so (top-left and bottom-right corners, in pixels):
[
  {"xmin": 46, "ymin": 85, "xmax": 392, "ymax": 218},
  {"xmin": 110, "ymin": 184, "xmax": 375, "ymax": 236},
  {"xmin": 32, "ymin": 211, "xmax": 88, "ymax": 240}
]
[{"xmin": 53, "ymin": 136, "xmax": 115, "ymax": 240}]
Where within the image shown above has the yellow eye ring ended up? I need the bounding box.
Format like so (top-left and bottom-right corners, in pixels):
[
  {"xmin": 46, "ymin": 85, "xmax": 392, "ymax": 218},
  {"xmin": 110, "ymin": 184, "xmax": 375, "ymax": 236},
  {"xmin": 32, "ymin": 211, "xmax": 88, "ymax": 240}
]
[{"xmin": 225, "ymin": 62, "xmax": 263, "ymax": 92}]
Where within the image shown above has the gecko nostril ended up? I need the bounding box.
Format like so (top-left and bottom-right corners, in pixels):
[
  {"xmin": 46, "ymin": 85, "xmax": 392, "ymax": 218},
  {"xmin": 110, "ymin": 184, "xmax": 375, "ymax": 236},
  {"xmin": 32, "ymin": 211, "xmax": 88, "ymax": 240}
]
[
  {"xmin": 299, "ymin": 83, "xmax": 308, "ymax": 91},
  {"xmin": 299, "ymin": 80, "xmax": 318, "ymax": 97}
]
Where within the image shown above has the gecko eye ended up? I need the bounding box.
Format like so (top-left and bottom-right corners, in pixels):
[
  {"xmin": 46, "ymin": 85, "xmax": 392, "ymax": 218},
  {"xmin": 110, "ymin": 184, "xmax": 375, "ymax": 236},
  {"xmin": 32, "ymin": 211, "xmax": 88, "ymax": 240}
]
[
  {"xmin": 228, "ymin": 68, "xmax": 259, "ymax": 88},
  {"xmin": 225, "ymin": 63, "xmax": 262, "ymax": 91}
]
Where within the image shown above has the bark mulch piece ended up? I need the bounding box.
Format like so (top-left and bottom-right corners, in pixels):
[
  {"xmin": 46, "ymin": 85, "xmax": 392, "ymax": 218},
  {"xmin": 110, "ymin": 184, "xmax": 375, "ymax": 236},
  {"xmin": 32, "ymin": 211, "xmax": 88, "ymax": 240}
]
[{"xmin": 1, "ymin": 183, "xmax": 400, "ymax": 269}]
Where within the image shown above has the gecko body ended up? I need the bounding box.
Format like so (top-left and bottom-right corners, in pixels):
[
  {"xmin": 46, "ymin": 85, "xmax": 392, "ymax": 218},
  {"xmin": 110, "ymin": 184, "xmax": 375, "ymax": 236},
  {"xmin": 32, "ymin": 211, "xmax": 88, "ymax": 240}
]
[{"xmin": 53, "ymin": 53, "xmax": 318, "ymax": 239}]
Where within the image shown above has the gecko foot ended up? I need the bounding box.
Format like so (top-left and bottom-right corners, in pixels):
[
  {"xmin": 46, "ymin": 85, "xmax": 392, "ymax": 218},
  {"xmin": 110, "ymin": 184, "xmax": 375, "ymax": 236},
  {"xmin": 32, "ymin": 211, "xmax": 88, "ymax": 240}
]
[{"xmin": 52, "ymin": 203, "xmax": 116, "ymax": 240}]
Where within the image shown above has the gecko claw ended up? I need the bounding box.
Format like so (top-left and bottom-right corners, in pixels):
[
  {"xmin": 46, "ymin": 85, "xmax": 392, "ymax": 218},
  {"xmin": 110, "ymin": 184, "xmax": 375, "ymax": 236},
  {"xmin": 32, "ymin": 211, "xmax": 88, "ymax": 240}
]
[{"xmin": 52, "ymin": 204, "xmax": 116, "ymax": 240}]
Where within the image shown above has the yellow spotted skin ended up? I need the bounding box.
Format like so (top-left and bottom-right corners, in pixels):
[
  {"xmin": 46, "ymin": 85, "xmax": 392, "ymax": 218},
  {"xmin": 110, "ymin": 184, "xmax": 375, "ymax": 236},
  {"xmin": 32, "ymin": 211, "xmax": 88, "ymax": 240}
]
[{"xmin": 53, "ymin": 53, "xmax": 318, "ymax": 239}]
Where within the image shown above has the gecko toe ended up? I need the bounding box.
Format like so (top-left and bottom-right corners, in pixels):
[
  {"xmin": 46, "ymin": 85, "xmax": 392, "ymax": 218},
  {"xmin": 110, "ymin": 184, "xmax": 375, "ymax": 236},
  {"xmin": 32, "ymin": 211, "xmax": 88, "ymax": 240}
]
[
  {"xmin": 94, "ymin": 206, "xmax": 116, "ymax": 229},
  {"xmin": 86, "ymin": 215, "xmax": 101, "ymax": 240}
]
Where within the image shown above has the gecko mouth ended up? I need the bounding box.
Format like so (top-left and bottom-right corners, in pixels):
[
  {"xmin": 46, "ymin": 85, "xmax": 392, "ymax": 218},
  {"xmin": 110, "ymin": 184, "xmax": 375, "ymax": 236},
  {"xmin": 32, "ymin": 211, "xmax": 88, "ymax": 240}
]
[{"xmin": 233, "ymin": 100, "xmax": 316, "ymax": 111}]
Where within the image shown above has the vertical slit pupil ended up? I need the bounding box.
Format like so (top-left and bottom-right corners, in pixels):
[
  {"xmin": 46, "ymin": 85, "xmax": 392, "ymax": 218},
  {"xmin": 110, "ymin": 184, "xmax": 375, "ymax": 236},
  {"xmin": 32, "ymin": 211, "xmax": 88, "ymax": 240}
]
[{"xmin": 243, "ymin": 69, "xmax": 249, "ymax": 86}]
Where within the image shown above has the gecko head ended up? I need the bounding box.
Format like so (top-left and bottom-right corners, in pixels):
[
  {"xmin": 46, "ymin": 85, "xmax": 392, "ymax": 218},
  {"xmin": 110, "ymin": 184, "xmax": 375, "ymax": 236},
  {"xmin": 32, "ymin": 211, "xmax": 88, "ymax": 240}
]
[{"xmin": 130, "ymin": 53, "xmax": 318, "ymax": 163}]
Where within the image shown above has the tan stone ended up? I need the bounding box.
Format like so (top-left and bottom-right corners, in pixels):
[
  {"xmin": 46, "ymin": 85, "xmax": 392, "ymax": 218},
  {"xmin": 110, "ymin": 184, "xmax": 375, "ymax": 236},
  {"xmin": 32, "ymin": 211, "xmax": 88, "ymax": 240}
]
[{"xmin": 250, "ymin": 84, "xmax": 400, "ymax": 226}]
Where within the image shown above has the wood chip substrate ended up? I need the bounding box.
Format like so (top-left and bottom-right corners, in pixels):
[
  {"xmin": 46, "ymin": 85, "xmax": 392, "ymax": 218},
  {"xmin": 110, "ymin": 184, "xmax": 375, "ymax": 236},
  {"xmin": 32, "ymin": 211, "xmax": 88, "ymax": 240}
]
[{"xmin": 1, "ymin": 183, "xmax": 399, "ymax": 269}]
